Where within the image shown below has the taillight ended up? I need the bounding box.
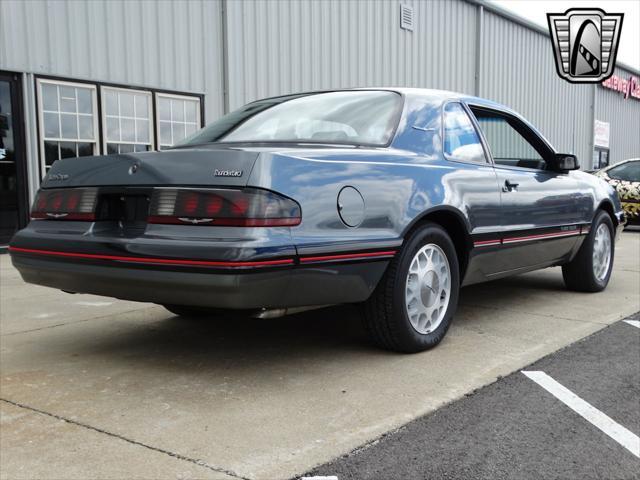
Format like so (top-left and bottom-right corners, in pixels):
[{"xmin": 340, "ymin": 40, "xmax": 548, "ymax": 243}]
[
  {"xmin": 31, "ymin": 188, "xmax": 98, "ymax": 221},
  {"xmin": 148, "ymin": 188, "xmax": 301, "ymax": 227}
]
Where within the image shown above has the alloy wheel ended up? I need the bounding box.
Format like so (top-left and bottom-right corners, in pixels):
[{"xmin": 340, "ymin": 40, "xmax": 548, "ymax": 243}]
[
  {"xmin": 405, "ymin": 244, "xmax": 451, "ymax": 334},
  {"xmin": 592, "ymin": 223, "xmax": 612, "ymax": 282}
]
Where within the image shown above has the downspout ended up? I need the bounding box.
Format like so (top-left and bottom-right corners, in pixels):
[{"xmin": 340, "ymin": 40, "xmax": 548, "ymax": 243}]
[
  {"xmin": 220, "ymin": 0, "xmax": 230, "ymax": 114},
  {"xmin": 589, "ymin": 83, "xmax": 596, "ymax": 170},
  {"xmin": 22, "ymin": 72, "xmax": 39, "ymax": 206},
  {"xmin": 475, "ymin": 4, "xmax": 484, "ymax": 96}
]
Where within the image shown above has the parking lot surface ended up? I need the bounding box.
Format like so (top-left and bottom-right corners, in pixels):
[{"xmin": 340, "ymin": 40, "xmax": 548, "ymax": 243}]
[
  {"xmin": 1, "ymin": 232, "xmax": 639, "ymax": 480},
  {"xmin": 306, "ymin": 313, "xmax": 640, "ymax": 479}
]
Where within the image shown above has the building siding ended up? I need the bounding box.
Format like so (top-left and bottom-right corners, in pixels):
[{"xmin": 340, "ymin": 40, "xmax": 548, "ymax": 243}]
[
  {"xmin": 0, "ymin": 0, "xmax": 224, "ymax": 120},
  {"xmin": 1, "ymin": 0, "xmax": 638, "ymax": 205},
  {"xmin": 594, "ymin": 66, "xmax": 640, "ymax": 164},
  {"xmin": 224, "ymin": 0, "xmax": 478, "ymax": 110}
]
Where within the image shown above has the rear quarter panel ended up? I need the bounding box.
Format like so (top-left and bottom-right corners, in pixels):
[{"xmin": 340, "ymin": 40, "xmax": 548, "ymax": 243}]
[{"xmin": 247, "ymin": 149, "xmax": 502, "ymax": 259}]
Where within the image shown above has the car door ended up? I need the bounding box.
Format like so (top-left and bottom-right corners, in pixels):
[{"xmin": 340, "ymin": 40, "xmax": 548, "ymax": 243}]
[{"xmin": 467, "ymin": 105, "xmax": 583, "ymax": 273}]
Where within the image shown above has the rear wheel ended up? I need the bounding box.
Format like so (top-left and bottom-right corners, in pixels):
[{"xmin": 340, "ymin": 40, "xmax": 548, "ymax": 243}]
[
  {"xmin": 562, "ymin": 210, "xmax": 614, "ymax": 292},
  {"xmin": 362, "ymin": 223, "xmax": 460, "ymax": 353}
]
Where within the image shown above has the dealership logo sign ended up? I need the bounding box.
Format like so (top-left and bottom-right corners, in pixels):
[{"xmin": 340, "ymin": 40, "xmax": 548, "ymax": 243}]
[
  {"xmin": 547, "ymin": 8, "xmax": 623, "ymax": 83},
  {"xmin": 601, "ymin": 74, "xmax": 640, "ymax": 101}
]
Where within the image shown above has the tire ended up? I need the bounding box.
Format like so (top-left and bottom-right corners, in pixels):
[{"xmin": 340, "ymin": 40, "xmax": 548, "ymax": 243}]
[
  {"xmin": 362, "ymin": 223, "xmax": 460, "ymax": 353},
  {"xmin": 162, "ymin": 304, "xmax": 228, "ymax": 318},
  {"xmin": 562, "ymin": 210, "xmax": 615, "ymax": 292}
]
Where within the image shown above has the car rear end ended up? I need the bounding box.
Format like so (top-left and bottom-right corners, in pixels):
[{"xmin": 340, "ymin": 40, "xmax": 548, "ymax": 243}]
[
  {"xmin": 9, "ymin": 147, "xmax": 301, "ymax": 309},
  {"xmin": 10, "ymin": 89, "xmax": 405, "ymax": 312}
]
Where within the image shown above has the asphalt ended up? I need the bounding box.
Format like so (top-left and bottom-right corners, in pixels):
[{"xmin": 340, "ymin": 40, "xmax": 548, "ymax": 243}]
[
  {"xmin": 1, "ymin": 232, "xmax": 639, "ymax": 480},
  {"xmin": 305, "ymin": 313, "xmax": 640, "ymax": 480}
]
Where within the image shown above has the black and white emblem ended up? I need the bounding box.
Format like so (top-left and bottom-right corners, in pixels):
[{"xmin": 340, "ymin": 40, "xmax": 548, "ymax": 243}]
[{"xmin": 547, "ymin": 8, "xmax": 623, "ymax": 83}]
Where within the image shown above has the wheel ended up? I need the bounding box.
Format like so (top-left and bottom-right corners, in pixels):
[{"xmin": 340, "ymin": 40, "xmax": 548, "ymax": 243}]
[
  {"xmin": 562, "ymin": 210, "xmax": 614, "ymax": 292},
  {"xmin": 362, "ymin": 223, "xmax": 460, "ymax": 353},
  {"xmin": 162, "ymin": 304, "xmax": 227, "ymax": 318}
]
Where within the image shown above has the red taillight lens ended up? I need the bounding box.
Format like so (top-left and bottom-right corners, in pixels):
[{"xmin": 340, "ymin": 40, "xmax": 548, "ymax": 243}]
[
  {"xmin": 31, "ymin": 188, "xmax": 98, "ymax": 221},
  {"xmin": 148, "ymin": 188, "xmax": 301, "ymax": 227},
  {"xmin": 206, "ymin": 196, "xmax": 223, "ymax": 215}
]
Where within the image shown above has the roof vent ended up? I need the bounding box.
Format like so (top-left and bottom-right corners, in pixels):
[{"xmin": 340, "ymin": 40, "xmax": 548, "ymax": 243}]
[{"xmin": 400, "ymin": 3, "xmax": 414, "ymax": 31}]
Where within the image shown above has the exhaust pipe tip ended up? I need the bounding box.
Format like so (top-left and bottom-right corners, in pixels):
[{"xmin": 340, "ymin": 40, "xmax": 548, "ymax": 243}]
[{"xmin": 252, "ymin": 305, "xmax": 332, "ymax": 319}]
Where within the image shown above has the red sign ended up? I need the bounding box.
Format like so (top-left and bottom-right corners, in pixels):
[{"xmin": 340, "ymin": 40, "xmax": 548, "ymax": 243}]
[{"xmin": 601, "ymin": 74, "xmax": 640, "ymax": 100}]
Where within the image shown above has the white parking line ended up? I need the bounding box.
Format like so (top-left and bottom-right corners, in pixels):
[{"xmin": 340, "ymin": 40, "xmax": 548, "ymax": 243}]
[
  {"xmin": 623, "ymin": 319, "xmax": 640, "ymax": 329},
  {"xmin": 522, "ymin": 371, "xmax": 640, "ymax": 458}
]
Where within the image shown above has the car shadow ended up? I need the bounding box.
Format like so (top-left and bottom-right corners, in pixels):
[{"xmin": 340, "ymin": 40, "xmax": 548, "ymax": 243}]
[
  {"xmin": 73, "ymin": 303, "xmax": 391, "ymax": 375},
  {"xmin": 60, "ymin": 270, "xmax": 575, "ymax": 375}
]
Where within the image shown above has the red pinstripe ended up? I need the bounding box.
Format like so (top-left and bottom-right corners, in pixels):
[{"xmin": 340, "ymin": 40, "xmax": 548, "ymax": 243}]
[{"xmin": 8, "ymin": 247, "xmax": 293, "ymax": 268}]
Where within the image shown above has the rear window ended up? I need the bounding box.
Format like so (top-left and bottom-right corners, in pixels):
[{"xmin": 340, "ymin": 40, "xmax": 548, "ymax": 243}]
[{"xmin": 178, "ymin": 91, "xmax": 402, "ymax": 147}]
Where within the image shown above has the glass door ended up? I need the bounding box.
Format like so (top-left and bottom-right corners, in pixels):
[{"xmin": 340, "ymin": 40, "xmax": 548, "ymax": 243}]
[
  {"xmin": 0, "ymin": 72, "xmax": 28, "ymax": 246},
  {"xmin": 593, "ymin": 147, "xmax": 610, "ymax": 170}
]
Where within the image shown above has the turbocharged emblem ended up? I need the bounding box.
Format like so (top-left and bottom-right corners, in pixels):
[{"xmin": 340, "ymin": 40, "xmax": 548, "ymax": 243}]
[
  {"xmin": 215, "ymin": 169, "xmax": 243, "ymax": 177},
  {"xmin": 547, "ymin": 8, "xmax": 624, "ymax": 83}
]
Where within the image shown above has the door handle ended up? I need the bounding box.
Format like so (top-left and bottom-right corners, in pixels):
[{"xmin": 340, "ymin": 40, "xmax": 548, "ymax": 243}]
[{"xmin": 502, "ymin": 180, "xmax": 519, "ymax": 192}]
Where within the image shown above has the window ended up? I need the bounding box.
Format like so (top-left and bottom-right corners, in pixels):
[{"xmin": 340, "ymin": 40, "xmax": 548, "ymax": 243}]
[
  {"xmin": 442, "ymin": 103, "xmax": 486, "ymax": 163},
  {"xmin": 36, "ymin": 77, "xmax": 203, "ymax": 175},
  {"xmin": 471, "ymin": 109, "xmax": 548, "ymax": 170},
  {"xmin": 608, "ymin": 160, "xmax": 640, "ymax": 182},
  {"xmin": 179, "ymin": 91, "xmax": 401, "ymax": 147},
  {"xmin": 102, "ymin": 87, "xmax": 153, "ymax": 154},
  {"xmin": 156, "ymin": 93, "xmax": 201, "ymax": 149},
  {"xmin": 37, "ymin": 79, "xmax": 98, "ymax": 172}
]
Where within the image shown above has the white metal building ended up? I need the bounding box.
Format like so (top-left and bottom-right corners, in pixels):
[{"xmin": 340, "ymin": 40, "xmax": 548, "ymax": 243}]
[{"xmin": 1, "ymin": 0, "xmax": 639, "ymax": 245}]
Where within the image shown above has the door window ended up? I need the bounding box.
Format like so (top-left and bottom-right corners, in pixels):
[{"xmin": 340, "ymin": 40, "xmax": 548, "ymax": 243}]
[
  {"xmin": 608, "ymin": 161, "xmax": 640, "ymax": 182},
  {"xmin": 0, "ymin": 74, "xmax": 27, "ymax": 244},
  {"xmin": 471, "ymin": 109, "xmax": 548, "ymax": 170},
  {"xmin": 442, "ymin": 103, "xmax": 486, "ymax": 163}
]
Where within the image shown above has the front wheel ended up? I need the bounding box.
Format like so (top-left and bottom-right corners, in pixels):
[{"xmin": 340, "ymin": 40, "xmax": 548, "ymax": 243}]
[
  {"xmin": 562, "ymin": 210, "xmax": 615, "ymax": 292},
  {"xmin": 362, "ymin": 223, "xmax": 460, "ymax": 353}
]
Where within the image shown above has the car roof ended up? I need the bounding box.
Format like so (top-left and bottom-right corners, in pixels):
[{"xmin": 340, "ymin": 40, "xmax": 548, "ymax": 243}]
[
  {"xmin": 252, "ymin": 87, "xmax": 513, "ymax": 112},
  {"xmin": 354, "ymin": 87, "xmax": 512, "ymax": 110},
  {"xmin": 245, "ymin": 87, "xmax": 551, "ymax": 150}
]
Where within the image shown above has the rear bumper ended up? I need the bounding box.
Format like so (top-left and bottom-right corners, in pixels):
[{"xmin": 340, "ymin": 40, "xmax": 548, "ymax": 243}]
[{"xmin": 9, "ymin": 223, "xmax": 397, "ymax": 309}]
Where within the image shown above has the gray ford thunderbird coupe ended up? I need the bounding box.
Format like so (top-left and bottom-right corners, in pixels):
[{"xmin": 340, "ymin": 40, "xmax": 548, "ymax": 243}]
[{"xmin": 9, "ymin": 89, "xmax": 624, "ymax": 352}]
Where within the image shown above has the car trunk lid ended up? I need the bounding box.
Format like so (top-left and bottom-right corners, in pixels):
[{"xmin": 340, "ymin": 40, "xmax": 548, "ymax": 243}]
[{"xmin": 41, "ymin": 146, "xmax": 259, "ymax": 189}]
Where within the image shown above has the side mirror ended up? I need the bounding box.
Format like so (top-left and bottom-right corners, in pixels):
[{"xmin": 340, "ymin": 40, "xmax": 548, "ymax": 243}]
[{"xmin": 549, "ymin": 153, "xmax": 579, "ymax": 172}]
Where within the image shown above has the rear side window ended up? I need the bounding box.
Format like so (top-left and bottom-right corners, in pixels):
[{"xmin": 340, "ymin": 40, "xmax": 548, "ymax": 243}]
[
  {"xmin": 442, "ymin": 103, "xmax": 486, "ymax": 163},
  {"xmin": 608, "ymin": 161, "xmax": 640, "ymax": 182}
]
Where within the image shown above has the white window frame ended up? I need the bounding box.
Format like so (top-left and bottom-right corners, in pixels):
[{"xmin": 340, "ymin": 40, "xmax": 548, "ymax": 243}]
[
  {"xmin": 100, "ymin": 86, "xmax": 155, "ymax": 154},
  {"xmin": 155, "ymin": 92, "xmax": 202, "ymax": 149},
  {"xmin": 36, "ymin": 78, "xmax": 99, "ymax": 177}
]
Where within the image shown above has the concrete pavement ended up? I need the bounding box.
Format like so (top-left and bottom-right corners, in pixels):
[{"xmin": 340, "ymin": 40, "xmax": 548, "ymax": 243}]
[
  {"xmin": 1, "ymin": 232, "xmax": 638, "ymax": 480},
  {"xmin": 307, "ymin": 314, "xmax": 640, "ymax": 479}
]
